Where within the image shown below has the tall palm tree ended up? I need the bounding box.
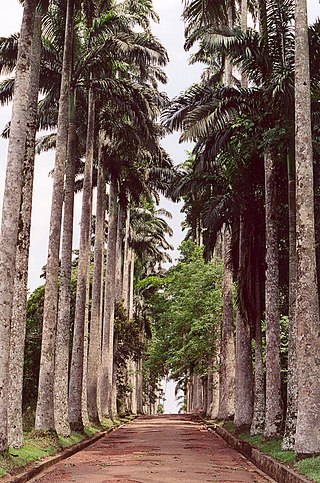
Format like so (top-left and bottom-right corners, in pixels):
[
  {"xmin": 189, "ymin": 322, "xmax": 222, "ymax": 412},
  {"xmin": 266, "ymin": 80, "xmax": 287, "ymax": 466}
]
[
  {"xmin": 8, "ymin": 6, "xmax": 43, "ymax": 449},
  {"xmin": 87, "ymin": 130, "xmax": 106, "ymax": 423},
  {"xmin": 294, "ymin": 0, "xmax": 320, "ymax": 456},
  {"xmin": 0, "ymin": 0, "xmax": 37, "ymax": 450},
  {"xmin": 35, "ymin": 0, "xmax": 76, "ymax": 432}
]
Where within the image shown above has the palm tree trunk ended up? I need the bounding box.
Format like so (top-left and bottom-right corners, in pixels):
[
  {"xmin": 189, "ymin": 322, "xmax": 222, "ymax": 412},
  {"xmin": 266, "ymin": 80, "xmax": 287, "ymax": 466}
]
[
  {"xmin": 53, "ymin": 112, "xmax": 77, "ymax": 436},
  {"xmin": 234, "ymin": 218, "xmax": 253, "ymax": 428},
  {"xmin": 69, "ymin": 87, "xmax": 95, "ymax": 430},
  {"xmin": 122, "ymin": 207, "xmax": 131, "ymax": 309},
  {"xmin": 111, "ymin": 334, "xmax": 118, "ymax": 417},
  {"xmin": 115, "ymin": 203, "xmax": 125, "ymax": 301},
  {"xmin": 263, "ymin": 151, "xmax": 283, "ymax": 438},
  {"xmin": 87, "ymin": 131, "xmax": 106, "ymax": 423},
  {"xmin": 217, "ymin": 227, "xmax": 235, "ymax": 419},
  {"xmin": 8, "ymin": 9, "xmax": 41, "ymax": 448},
  {"xmin": 100, "ymin": 175, "xmax": 118, "ymax": 417},
  {"xmin": 35, "ymin": 0, "xmax": 75, "ymax": 431},
  {"xmin": 0, "ymin": 0, "xmax": 36, "ymax": 450},
  {"xmin": 128, "ymin": 249, "xmax": 138, "ymax": 414},
  {"xmin": 241, "ymin": 0, "xmax": 248, "ymax": 88},
  {"xmin": 206, "ymin": 364, "xmax": 213, "ymax": 418},
  {"xmin": 210, "ymin": 358, "xmax": 220, "ymax": 419},
  {"xmin": 250, "ymin": 259, "xmax": 265, "ymax": 435},
  {"xmin": 282, "ymin": 149, "xmax": 297, "ymax": 450},
  {"xmin": 81, "ymin": 248, "xmax": 91, "ymax": 428},
  {"xmin": 294, "ymin": 0, "xmax": 320, "ymax": 456}
]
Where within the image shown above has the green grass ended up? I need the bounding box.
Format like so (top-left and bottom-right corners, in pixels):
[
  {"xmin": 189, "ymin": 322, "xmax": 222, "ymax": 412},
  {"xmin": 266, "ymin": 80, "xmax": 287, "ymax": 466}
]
[
  {"xmin": 238, "ymin": 433, "xmax": 295, "ymax": 463},
  {"xmin": 296, "ymin": 457, "xmax": 320, "ymax": 483},
  {"xmin": 0, "ymin": 432, "xmax": 60, "ymax": 477},
  {"xmin": 212, "ymin": 420, "xmax": 320, "ymax": 482},
  {"xmin": 58, "ymin": 432, "xmax": 84, "ymax": 449},
  {"xmin": 0, "ymin": 415, "xmax": 131, "ymax": 478}
]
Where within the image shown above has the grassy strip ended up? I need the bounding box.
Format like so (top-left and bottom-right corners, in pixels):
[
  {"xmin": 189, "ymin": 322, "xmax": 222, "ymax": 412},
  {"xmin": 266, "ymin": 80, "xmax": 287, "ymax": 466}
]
[
  {"xmin": 213, "ymin": 420, "xmax": 320, "ymax": 482},
  {"xmin": 0, "ymin": 415, "xmax": 134, "ymax": 478}
]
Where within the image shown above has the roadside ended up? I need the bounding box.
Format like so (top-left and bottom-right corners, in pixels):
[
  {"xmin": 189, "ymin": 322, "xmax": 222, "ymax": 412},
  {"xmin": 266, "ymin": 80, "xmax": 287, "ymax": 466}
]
[
  {"xmin": 202, "ymin": 418, "xmax": 319, "ymax": 483},
  {"xmin": 0, "ymin": 415, "xmax": 136, "ymax": 480}
]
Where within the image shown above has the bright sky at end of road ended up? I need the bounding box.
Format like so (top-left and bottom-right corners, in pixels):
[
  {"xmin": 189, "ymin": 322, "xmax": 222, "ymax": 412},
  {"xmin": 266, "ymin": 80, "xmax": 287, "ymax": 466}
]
[{"xmin": 0, "ymin": 0, "xmax": 320, "ymax": 293}]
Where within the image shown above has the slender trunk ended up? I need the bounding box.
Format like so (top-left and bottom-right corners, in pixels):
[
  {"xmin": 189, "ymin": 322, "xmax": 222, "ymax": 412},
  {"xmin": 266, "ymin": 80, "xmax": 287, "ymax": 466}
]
[
  {"xmin": 224, "ymin": 7, "xmax": 233, "ymax": 87},
  {"xmin": 115, "ymin": 204, "xmax": 125, "ymax": 302},
  {"xmin": 69, "ymin": 88, "xmax": 95, "ymax": 430},
  {"xmin": 54, "ymin": 113, "xmax": 76, "ymax": 436},
  {"xmin": 294, "ymin": 0, "xmax": 320, "ymax": 456},
  {"xmin": 234, "ymin": 218, "xmax": 253, "ymax": 428},
  {"xmin": 250, "ymin": 259, "xmax": 265, "ymax": 435},
  {"xmin": 0, "ymin": 0, "xmax": 36, "ymax": 450},
  {"xmin": 8, "ymin": 10, "xmax": 41, "ymax": 448},
  {"xmin": 122, "ymin": 208, "xmax": 131, "ymax": 310},
  {"xmin": 100, "ymin": 176, "xmax": 118, "ymax": 417},
  {"xmin": 241, "ymin": 0, "xmax": 248, "ymax": 88},
  {"xmin": 218, "ymin": 228, "xmax": 235, "ymax": 419},
  {"xmin": 210, "ymin": 357, "xmax": 220, "ymax": 419},
  {"xmin": 263, "ymin": 152, "xmax": 283, "ymax": 438},
  {"xmin": 111, "ymin": 334, "xmax": 118, "ymax": 417},
  {"xmin": 127, "ymin": 249, "xmax": 137, "ymax": 414},
  {"xmin": 81, "ymin": 248, "xmax": 91, "ymax": 428},
  {"xmin": 206, "ymin": 364, "xmax": 213, "ymax": 418},
  {"xmin": 87, "ymin": 132, "xmax": 106, "ymax": 423},
  {"xmin": 35, "ymin": 0, "xmax": 75, "ymax": 431},
  {"xmin": 136, "ymin": 319, "xmax": 145, "ymax": 414},
  {"xmin": 282, "ymin": 150, "xmax": 297, "ymax": 450}
]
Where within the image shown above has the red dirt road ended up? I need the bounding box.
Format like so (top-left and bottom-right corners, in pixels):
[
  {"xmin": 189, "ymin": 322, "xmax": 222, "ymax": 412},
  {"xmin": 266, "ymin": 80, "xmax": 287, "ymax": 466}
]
[{"xmin": 30, "ymin": 415, "xmax": 275, "ymax": 483}]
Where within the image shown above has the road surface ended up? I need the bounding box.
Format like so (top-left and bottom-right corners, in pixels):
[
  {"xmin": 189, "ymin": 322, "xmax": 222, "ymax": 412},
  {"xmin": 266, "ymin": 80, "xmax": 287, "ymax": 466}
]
[{"xmin": 30, "ymin": 415, "xmax": 275, "ymax": 482}]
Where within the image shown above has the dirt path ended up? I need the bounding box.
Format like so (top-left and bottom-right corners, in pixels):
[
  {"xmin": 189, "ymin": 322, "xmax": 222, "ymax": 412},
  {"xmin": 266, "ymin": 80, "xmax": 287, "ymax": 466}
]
[{"xmin": 30, "ymin": 415, "xmax": 275, "ymax": 482}]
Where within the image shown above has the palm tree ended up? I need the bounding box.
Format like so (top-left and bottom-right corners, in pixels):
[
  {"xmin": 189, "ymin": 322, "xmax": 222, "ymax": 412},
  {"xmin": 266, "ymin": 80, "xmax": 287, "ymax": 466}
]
[
  {"xmin": 8, "ymin": 6, "xmax": 43, "ymax": 449},
  {"xmin": 36, "ymin": 0, "xmax": 75, "ymax": 432},
  {"xmin": 0, "ymin": 0, "xmax": 37, "ymax": 450},
  {"xmin": 294, "ymin": 0, "xmax": 320, "ymax": 456},
  {"xmin": 87, "ymin": 130, "xmax": 106, "ymax": 423},
  {"xmin": 69, "ymin": 86, "xmax": 96, "ymax": 430}
]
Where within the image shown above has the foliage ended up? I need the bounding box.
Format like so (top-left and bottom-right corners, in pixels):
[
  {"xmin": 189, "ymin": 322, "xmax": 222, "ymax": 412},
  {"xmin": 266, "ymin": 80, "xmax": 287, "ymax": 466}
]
[{"xmin": 142, "ymin": 241, "xmax": 223, "ymax": 399}]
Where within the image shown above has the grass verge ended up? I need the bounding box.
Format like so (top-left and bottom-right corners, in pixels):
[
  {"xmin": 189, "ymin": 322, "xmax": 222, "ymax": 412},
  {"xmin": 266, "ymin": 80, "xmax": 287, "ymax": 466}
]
[
  {"xmin": 0, "ymin": 414, "xmax": 133, "ymax": 478},
  {"xmin": 210, "ymin": 420, "xmax": 319, "ymax": 482}
]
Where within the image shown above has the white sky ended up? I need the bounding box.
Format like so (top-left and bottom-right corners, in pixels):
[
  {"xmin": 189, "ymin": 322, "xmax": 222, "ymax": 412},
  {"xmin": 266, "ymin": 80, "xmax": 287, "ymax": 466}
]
[{"xmin": 0, "ymin": 0, "xmax": 319, "ymax": 293}]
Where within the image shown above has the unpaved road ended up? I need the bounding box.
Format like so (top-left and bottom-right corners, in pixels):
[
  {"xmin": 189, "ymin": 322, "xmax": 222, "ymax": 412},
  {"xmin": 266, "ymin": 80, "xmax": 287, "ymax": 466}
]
[{"xmin": 31, "ymin": 415, "xmax": 275, "ymax": 482}]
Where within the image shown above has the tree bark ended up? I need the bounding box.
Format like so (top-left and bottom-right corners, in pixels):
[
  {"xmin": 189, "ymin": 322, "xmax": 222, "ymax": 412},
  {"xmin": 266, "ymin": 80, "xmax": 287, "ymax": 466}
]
[
  {"xmin": 122, "ymin": 207, "xmax": 131, "ymax": 309},
  {"xmin": 0, "ymin": 0, "xmax": 36, "ymax": 450},
  {"xmin": 217, "ymin": 228, "xmax": 235, "ymax": 419},
  {"xmin": 210, "ymin": 358, "xmax": 220, "ymax": 419},
  {"xmin": 53, "ymin": 115, "xmax": 76, "ymax": 437},
  {"xmin": 263, "ymin": 151, "xmax": 283, "ymax": 438},
  {"xmin": 81, "ymin": 248, "xmax": 91, "ymax": 428},
  {"xmin": 115, "ymin": 203, "xmax": 125, "ymax": 302},
  {"xmin": 128, "ymin": 249, "xmax": 138, "ymax": 414},
  {"xmin": 100, "ymin": 176, "xmax": 118, "ymax": 417},
  {"xmin": 8, "ymin": 9, "xmax": 41, "ymax": 448},
  {"xmin": 69, "ymin": 88, "xmax": 95, "ymax": 430},
  {"xmin": 250, "ymin": 259, "xmax": 265, "ymax": 435},
  {"xmin": 282, "ymin": 150, "xmax": 297, "ymax": 450},
  {"xmin": 294, "ymin": 0, "xmax": 320, "ymax": 456},
  {"xmin": 35, "ymin": 0, "xmax": 75, "ymax": 431},
  {"xmin": 87, "ymin": 132, "xmax": 106, "ymax": 423},
  {"xmin": 234, "ymin": 218, "xmax": 253, "ymax": 428}
]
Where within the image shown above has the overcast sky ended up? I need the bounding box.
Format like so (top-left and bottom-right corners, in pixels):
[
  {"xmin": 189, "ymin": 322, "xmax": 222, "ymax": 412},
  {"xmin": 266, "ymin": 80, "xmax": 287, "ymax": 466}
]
[{"xmin": 0, "ymin": 0, "xmax": 319, "ymax": 294}]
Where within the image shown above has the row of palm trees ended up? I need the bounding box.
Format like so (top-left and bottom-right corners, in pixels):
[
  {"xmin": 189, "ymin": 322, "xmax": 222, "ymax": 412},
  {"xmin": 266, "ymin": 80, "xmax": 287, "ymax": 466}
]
[
  {"xmin": 160, "ymin": 0, "xmax": 320, "ymax": 457},
  {"xmin": 0, "ymin": 0, "xmax": 173, "ymax": 451}
]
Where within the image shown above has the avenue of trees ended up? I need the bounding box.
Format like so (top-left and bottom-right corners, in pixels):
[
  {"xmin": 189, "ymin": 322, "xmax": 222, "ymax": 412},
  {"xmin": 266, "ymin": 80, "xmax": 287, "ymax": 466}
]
[{"xmin": 0, "ymin": 0, "xmax": 319, "ymax": 470}]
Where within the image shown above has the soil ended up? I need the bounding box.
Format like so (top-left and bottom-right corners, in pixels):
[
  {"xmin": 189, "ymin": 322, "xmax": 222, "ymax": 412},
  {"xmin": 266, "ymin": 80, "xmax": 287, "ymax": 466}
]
[{"xmin": 29, "ymin": 414, "xmax": 276, "ymax": 482}]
